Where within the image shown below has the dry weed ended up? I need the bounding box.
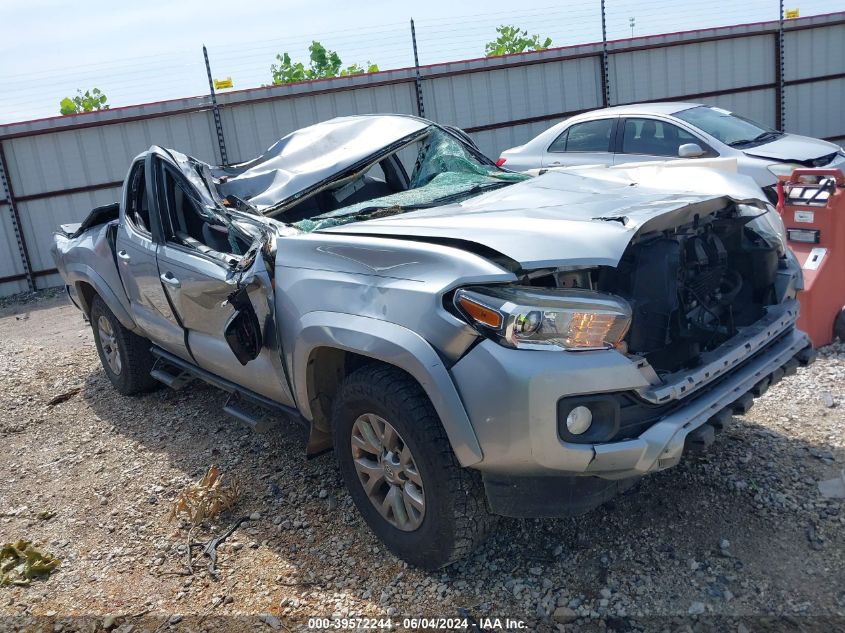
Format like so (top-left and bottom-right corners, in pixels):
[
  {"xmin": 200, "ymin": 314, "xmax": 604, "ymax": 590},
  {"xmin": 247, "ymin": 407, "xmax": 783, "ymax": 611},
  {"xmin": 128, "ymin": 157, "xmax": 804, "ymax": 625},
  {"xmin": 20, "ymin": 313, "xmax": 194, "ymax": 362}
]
[{"xmin": 170, "ymin": 465, "xmax": 241, "ymax": 526}]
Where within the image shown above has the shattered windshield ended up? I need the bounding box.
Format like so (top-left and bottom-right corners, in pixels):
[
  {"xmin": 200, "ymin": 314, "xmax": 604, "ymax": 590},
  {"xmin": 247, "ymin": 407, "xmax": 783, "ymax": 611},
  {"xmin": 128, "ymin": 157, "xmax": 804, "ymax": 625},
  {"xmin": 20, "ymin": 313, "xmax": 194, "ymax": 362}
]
[{"xmin": 291, "ymin": 128, "xmax": 529, "ymax": 233}]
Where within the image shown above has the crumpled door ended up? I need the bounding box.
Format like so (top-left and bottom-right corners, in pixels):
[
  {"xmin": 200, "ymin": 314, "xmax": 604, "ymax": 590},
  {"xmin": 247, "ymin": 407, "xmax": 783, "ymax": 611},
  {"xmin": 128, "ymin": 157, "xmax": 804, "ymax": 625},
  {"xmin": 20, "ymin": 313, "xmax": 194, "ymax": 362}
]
[{"xmin": 157, "ymin": 240, "xmax": 294, "ymax": 407}]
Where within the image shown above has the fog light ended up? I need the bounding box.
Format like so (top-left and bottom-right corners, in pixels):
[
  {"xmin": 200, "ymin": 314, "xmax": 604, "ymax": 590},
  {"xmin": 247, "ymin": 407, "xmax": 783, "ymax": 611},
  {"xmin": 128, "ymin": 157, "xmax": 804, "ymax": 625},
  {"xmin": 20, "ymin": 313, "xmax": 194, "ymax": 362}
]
[{"xmin": 566, "ymin": 406, "xmax": 593, "ymax": 435}]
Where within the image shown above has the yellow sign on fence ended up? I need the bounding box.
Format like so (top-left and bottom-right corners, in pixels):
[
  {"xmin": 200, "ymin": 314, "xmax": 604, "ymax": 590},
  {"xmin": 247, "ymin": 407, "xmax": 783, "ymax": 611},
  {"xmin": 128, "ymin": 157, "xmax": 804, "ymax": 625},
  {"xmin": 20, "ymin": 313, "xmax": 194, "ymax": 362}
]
[
  {"xmin": 214, "ymin": 77, "xmax": 233, "ymax": 90},
  {"xmin": 785, "ymin": 8, "xmax": 800, "ymax": 18}
]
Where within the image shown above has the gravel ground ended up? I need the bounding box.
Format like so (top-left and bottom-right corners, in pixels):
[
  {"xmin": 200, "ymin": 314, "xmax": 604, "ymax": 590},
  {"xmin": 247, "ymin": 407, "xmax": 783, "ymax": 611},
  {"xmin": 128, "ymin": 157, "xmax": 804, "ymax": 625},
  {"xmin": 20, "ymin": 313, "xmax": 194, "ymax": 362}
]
[{"xmin": 0, "ymin": 293, "xmax": 843, "ymax": 633}]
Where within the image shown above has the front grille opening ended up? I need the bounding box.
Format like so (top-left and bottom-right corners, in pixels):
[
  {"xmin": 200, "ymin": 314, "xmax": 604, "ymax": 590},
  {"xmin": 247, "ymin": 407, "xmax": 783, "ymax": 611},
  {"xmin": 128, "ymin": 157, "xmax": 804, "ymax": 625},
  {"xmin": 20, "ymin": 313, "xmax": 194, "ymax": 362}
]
[{"xmin": 596, "ymin": 207, "xmax": 781, "ymax": 374}]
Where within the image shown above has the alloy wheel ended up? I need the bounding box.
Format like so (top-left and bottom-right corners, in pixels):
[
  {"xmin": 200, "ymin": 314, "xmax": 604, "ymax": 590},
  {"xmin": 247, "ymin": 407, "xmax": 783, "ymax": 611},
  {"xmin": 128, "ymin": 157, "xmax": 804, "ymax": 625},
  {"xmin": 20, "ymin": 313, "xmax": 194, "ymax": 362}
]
[
  {"xmin": 350, "ymin": 413, "xmax": 425, "ymax": 531},
  {"xmin": 97, "ymin": 315, "xmax": 122, "ymax": 375}
]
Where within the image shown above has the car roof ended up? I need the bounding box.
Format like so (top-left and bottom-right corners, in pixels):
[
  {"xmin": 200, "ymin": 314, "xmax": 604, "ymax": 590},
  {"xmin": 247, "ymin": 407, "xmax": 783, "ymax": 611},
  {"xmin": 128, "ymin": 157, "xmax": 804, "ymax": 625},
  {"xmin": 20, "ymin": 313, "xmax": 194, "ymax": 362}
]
[
  {"xmin": 571, "ymin": 102, "xmax": 703, "ymax": 118},
  {"xmin": 213, "ymin": 114, "xmax": 432, "ymax": 212}
]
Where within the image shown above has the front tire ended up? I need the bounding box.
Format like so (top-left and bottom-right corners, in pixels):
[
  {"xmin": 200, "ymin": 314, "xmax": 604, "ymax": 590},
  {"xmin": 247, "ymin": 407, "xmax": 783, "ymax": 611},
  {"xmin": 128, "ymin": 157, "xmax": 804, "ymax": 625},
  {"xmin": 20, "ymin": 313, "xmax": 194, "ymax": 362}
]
[
  {"xmin": 90, "ymin": 296, "xmax": 157, "ymax": 395},
  {"xmin": 332, "ymin": 364, "xmax": 494, "ymax": 569}
]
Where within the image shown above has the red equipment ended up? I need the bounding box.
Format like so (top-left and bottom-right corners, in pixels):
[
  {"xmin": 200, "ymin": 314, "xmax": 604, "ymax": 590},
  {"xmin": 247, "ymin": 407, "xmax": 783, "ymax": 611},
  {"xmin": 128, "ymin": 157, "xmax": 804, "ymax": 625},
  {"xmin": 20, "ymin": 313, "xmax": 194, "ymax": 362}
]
[{"xmin": 776, "ymin": 168, "xmax": 845, "ymax": 347}]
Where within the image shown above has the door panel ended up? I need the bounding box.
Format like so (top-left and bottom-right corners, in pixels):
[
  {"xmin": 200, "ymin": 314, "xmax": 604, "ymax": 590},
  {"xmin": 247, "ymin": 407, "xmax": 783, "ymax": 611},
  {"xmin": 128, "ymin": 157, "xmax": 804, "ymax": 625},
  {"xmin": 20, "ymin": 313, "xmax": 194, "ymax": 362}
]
[
  {"xmin": 116, "ymin": 158, "xmax": 189, "ymax": 359},
  {"xmin": 152, "ymin": 157, "xmax": 294, "ymax": 405},
  {"xmin": 157, "ymin": 244, "xmax": 294, "ymax": 405}
]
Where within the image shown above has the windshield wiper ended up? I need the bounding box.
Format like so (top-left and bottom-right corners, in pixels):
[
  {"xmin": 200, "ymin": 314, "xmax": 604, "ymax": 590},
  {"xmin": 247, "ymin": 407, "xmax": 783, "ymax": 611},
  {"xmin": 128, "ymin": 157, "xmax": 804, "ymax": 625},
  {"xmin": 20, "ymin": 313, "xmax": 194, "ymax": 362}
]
[
  {"xmin": 728, "ymin": 131, "xmax": 782, "ymax": 147},
  {"xmin": 438, "ymin": 181, "xmax": 509, "ymax": 200},
  {"xmin": 314, "ymin": 181, "xmax": 511, "ymax": 222},
  {"xmin": 752, "ymin": 131, "xmax": 783, "ymax": 143}
]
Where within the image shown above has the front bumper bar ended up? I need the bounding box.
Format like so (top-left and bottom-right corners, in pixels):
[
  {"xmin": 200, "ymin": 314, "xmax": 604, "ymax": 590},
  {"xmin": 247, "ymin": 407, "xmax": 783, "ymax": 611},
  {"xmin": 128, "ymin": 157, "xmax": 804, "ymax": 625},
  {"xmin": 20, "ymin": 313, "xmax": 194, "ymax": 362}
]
[
  {"xmin": 585, "ymin": 327, "xmax": 812, "ymax": 478},
  {"xmin": 477, "ymin": 328, "xmax": 813, "ymax": 517}
]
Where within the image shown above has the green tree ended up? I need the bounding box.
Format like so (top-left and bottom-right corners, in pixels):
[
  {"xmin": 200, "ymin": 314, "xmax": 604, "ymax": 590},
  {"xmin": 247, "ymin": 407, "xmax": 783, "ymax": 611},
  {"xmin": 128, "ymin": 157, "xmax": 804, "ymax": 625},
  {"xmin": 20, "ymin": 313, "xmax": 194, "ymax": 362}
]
[
  {"xmin": 270, "ymin": 41, "xmax": 378, "ymax": 85},
  {"xmin": 484, "ymin": 25, "xmax": 553, "ymax": 56},
  {"xmin": 60, "ymin": 88, "xmax": 109, "ymax": 115}
]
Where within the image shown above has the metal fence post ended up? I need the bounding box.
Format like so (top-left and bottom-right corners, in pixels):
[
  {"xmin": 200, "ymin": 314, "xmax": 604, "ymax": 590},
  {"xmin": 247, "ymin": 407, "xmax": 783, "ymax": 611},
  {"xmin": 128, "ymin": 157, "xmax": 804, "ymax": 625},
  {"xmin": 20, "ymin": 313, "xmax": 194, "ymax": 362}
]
[
  {"xmin": 600, "ymin": 0, "xmax": 611, "ymax": 107},
  {"xmin": 410, "ymin": 19, "xmax": 426, "ymax": 118},
  {"xmin": 0, "ymin": 142, "xmax": 35, "ymax": 292},
  {"xmin": 203, "ymin": 45, "xmax": 230, "ymax": 166},
  {"xmin": 777, "ymin": 0, "xmax": 786, "ymax": 130}
]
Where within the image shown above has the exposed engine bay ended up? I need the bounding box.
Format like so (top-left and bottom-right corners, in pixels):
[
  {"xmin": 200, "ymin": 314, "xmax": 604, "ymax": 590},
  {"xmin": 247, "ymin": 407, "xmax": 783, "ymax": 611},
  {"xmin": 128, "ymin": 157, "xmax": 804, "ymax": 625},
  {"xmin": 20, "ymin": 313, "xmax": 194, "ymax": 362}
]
[{"xmin": 523, "ymin": 206, "xmax": 782, "ymax": 373}]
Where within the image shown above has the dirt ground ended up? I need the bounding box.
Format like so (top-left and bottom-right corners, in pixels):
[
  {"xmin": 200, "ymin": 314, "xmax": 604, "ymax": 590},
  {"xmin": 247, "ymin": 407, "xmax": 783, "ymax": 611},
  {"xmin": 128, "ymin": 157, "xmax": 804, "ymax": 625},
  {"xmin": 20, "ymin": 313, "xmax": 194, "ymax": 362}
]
[{"xmin": 0, "ymin": 293, "xmax": 843, "ymax": 633}]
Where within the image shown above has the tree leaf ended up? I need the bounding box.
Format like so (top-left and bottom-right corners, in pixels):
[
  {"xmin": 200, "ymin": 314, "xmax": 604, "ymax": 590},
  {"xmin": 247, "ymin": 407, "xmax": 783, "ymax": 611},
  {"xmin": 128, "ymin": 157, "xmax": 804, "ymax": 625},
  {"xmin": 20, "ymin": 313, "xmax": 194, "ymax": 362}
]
[
  {"xmin": 485, "ymin": 24, "xmax": 552, "ymax": 57},
  {"xmin": 59, "ymin": 97, "xmax": 77, "ymax": 115}
]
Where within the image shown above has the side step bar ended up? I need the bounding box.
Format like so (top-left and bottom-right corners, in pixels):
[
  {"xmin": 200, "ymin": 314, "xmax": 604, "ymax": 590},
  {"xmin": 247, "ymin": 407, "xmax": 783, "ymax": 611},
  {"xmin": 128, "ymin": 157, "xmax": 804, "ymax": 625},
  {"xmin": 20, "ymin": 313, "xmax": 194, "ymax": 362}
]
[
  {"xmin": 150, "ymin": 357, "xmax": 193, "ymax": 390},
  {"xmin": 223, "ymin": 393, "xmax": 277, "ymax": 433},
  {"xmin": 149, "ymin": 346, "xmax": 307, "ymax": 432}
]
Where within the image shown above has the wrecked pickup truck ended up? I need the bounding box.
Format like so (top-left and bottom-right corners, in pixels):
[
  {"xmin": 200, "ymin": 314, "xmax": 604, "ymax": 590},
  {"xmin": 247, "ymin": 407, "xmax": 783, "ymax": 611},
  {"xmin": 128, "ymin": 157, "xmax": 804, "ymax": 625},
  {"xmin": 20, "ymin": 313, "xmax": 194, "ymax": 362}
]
[{"xmin": 53, "ymin": 114, "xmax": 816, "ymax": 569}]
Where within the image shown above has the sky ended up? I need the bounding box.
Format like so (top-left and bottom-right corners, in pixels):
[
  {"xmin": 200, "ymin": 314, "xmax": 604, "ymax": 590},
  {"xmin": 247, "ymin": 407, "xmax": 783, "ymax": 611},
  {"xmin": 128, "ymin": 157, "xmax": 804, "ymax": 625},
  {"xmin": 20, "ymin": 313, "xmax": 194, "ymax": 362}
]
[{"xmin": 2, "ymin": 0, "xmax": 841, "ymax": 124}]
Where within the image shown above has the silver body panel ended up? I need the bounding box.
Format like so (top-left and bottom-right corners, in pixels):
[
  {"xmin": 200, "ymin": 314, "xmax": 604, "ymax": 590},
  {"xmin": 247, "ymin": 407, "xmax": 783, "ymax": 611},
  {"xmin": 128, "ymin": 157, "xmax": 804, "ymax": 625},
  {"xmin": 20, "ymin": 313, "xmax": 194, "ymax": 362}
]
[
  {"xmin": 117, "ymin": 221, "xmax": 188, "ymax": 358},
  {"xmin": 52, "ymin": 114, "xmax": 809, "ymax": 483}
]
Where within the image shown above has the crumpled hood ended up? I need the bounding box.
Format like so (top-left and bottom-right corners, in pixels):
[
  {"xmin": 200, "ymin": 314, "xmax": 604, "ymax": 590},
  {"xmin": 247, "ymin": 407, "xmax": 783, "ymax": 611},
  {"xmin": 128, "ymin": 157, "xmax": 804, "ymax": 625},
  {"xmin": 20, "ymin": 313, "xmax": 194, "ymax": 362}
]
[
  {"xmin": 743, "ymin": 133, "xmax": 842, "ymax": 162},
  {"xmin": 322, "ymin": 168, "xmax": 765, "ymax": 269}
]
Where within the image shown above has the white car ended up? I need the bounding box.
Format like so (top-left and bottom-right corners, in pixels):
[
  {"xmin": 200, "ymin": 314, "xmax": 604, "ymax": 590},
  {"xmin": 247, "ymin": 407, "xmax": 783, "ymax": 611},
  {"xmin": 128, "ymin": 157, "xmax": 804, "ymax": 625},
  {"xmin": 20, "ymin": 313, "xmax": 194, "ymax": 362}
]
[{"xmin": 498, "ymin": 102, "xmax": 845, "ymax": 199}]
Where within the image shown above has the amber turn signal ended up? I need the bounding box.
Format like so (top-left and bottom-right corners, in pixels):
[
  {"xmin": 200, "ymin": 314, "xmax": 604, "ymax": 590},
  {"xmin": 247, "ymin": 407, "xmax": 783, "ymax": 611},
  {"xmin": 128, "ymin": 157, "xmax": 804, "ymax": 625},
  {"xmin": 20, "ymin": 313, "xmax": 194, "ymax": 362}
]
[{"xmin": 456, "ymin": 295, "xmax": 503, "ymax": 329}]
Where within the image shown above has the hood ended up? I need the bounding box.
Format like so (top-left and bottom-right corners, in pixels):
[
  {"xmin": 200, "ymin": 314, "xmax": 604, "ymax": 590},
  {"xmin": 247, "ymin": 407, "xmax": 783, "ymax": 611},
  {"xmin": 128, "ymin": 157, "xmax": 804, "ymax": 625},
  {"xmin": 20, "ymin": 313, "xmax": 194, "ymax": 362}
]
[
  {"xmin": 322, "ymin": 168, "xmax": 765, "ymax": 269},
  {"xmin": 744, "ymin": 133, "xmax": 842, "ymax": 163},
  {"xmin": 212, "ymin": 115, "xmax": 429, "ymax": 211}
]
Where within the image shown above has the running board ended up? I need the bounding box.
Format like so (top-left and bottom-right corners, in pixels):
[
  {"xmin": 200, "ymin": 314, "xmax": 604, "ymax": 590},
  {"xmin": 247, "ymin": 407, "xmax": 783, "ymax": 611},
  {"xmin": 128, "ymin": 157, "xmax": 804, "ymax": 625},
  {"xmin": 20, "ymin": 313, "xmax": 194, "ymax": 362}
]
[
  {"xmin": 149, "ymin": 346, "xmax": 307, "ymax": 432},
  {"xmin": 223, "ymin": 393, "xmax": 276, "ymax": 433},
  {"xmin": 150, "ymin": 357, "xmax": 193, "ymax": 390}
]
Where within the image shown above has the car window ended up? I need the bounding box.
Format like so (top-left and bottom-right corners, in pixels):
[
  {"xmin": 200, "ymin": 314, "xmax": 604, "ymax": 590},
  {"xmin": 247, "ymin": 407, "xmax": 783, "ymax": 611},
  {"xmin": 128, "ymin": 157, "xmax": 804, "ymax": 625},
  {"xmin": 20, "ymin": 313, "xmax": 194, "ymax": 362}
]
[
  {"xmin": 159, "ymin": 164, "xmax": 250, "ymax": 256},
  {"xmin": 548, "ymin": 128, "xmax": 569, "ymax": 152},
  {"xmin": 549, "ymin": 119, "xmax": 613, "ymax": 153},
  {"xmin": 674, "ymin": 105, "xmax": 779, "ymax": 147},
  {"xmin": 621, "ymin": 118, "xmax": 700, "ymax": 157},
  {"xmin": 125, "ymin": 163, "xmax": 151, "ymax": 235}
]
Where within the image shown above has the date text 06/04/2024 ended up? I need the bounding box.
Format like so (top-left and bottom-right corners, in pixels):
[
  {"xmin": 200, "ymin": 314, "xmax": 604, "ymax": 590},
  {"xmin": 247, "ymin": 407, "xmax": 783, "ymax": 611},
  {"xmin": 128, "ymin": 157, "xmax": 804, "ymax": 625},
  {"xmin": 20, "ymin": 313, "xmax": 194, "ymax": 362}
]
[{"xmin": 307, "ymin": 617, "xmax": 528, "ymax": 629}]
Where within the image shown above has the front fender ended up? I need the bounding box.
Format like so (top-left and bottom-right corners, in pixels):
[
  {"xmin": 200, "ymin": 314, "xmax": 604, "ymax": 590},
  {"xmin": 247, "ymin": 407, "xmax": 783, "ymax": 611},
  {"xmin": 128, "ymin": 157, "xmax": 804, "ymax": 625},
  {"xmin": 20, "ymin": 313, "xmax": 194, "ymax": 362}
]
[
  {"xmin": 64, "ymin": 263, "xmax": 139, "ymax": 333},
  {"xmin": 293, "ymin": 311, "xmax": 483, "ymax": 467}
]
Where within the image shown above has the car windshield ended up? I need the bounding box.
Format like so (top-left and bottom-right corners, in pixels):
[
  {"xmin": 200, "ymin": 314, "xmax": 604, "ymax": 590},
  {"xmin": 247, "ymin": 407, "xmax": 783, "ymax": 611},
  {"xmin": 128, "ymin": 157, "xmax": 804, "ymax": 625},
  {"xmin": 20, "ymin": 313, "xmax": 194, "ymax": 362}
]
[
  {"xmin": 292, "ymin": 128, "xmax": 528, "ymax": 233},
  {"xmin": 674, "ymin": 105, "xmax": 782, "ymax": 147}
]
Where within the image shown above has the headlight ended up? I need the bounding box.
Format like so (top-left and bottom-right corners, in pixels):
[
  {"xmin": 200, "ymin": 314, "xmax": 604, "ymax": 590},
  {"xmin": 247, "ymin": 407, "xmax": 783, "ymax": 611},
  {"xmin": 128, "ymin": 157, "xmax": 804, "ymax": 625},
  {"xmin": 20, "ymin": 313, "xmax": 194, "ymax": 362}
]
[
  {"xmin": 738, "ymin": 202, "xmax": 787, "ymax": 255},
  {"xmin": 767, "ymin": 163, "xmax": 803, "ymax": 178},
  {"xmin": 454, "ymin": 286, "xmax": 631, "ymax": 351}
]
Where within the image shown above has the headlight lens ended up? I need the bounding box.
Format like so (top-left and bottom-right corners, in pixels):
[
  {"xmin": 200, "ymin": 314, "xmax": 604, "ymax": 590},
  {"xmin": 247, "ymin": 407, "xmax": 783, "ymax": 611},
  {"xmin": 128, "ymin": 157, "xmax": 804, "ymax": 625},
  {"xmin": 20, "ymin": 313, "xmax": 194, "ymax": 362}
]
[
  {"xmin": 767, "ymin": 163, "xmax": 803, "ymax": 178},
  {"xmin": 737, "ymin": 202, "xmax": 787, "ymax": 255},
  {"xmin": 454, "ymin": 286, "xmax": 631, "ymax": 351}
]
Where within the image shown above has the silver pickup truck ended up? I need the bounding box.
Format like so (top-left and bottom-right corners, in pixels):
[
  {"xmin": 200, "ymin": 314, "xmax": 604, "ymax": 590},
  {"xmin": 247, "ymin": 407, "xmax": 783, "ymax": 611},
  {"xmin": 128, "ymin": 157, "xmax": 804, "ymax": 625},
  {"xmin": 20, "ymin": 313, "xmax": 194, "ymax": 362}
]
[{"xmin": 52, "ymin": 114, "xmax": 815, "ymax": 569}]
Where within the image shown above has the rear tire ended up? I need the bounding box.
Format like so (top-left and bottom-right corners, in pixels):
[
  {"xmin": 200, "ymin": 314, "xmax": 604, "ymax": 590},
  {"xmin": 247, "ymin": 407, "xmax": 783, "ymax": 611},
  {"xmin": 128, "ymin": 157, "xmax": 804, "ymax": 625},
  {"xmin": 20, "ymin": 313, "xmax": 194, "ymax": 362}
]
[
  {"xmin": 332, "ymin": 364, "xmax": 494, "ymax": 570},
  {"xmin": 834, "ymin": 308, "xmax": 845, "ymax": 343},
  {"xmin": 90, "ymin": 296, "xmax": 158, "ymax": 395}
]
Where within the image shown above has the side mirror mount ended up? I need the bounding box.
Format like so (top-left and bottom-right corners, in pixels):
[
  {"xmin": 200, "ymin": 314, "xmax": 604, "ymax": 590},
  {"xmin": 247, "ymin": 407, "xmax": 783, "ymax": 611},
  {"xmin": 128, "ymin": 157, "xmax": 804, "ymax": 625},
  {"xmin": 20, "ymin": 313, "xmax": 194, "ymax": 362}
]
[{"xmin": 678, "ymin": 143, "xmax": 705, "ymax": 158}]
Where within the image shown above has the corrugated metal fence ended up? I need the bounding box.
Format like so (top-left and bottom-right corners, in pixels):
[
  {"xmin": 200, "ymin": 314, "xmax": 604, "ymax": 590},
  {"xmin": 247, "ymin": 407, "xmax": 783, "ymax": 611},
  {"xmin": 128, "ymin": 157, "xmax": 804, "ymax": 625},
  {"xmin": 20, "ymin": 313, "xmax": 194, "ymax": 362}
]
[{"xmin": 0, "ymin": 12, "xmax": 843, "ymax": 297}]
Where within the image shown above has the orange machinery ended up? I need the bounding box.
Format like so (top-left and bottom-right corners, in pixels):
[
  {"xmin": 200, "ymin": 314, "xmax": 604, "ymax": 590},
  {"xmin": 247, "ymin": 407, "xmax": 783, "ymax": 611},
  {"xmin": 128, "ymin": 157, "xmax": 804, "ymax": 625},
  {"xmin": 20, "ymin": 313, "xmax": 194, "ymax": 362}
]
[{"xmin": 776, "ymin": 168, "xmax": 845, "ymax": 347}]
